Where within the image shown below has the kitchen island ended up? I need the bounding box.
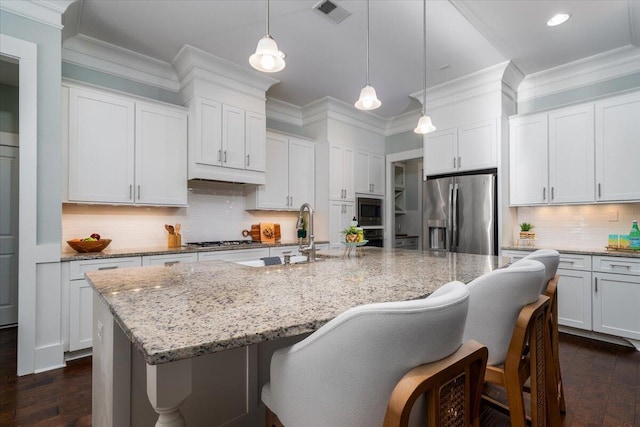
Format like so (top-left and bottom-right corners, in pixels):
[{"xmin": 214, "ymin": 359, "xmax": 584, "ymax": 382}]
[{"xmin": 87, "ymin": 248, "xmax": 507, "ymax": 427}]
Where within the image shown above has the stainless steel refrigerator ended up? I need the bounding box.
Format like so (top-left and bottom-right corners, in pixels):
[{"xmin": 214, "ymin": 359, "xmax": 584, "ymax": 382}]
[{"xmin": 423, "ymin": 170, "xmax": 497, "ymax": 255}]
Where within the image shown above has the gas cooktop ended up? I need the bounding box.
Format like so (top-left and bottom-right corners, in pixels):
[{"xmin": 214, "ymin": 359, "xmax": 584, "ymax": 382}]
[{"xmin": 184, "ymin": 240, "xmax": 255, "ymax": 247}]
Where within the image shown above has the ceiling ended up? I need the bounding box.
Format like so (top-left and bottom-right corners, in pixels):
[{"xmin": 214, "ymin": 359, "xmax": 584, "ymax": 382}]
[{"xmin": 63, "ymin": 0, "xmax": 640, "ymax": 118}]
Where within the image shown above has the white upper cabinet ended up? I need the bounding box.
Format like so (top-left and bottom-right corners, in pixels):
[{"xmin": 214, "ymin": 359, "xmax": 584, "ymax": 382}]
[
  {"xmin": 548, "ymin": 104, "xmax": 595, "ymax": 204},
  {"xmin": 246, "ymin": 131, "xmax": 315, "ymax": 210},
  {"xmin": 135, "ymin": 102, "xmax": 188, "ymax": 206},
  {"xmin": 595, "ymin": 91, "xmax": 640, "ymax": 202},
  {"xmin": 189, "ymin": 97, "xmax": 266, "ymax": 185},
  {"xmin": 355, "ymin": 151, "xmax": 384, "ymax": 196},
  {"xmin": 329, "ymin": 144, "xmax": 355, "ymax": 201},
  {"xmin": 509, "ymin": 113, "xmax": 548, "ymax": 205},
  {"xmin": 424, "ymin": 119, "xmax": 497, "ymax": 177},
  {"xmin": 66, "ymin": 85, "xmax": 187, "ymax": 206}
]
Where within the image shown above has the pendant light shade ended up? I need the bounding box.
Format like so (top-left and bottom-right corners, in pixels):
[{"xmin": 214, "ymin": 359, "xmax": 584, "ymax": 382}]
[
  {"xmin": 355, "ymin": 85, "xmax": 382, "ymax": 111},
  {"xmin": 355, "ymin": 0, "xmax": 381, "ymax": 111},
  {"xmin": 250, "ymin": 0, "xmax": 286, "ymax": 73},
  {"xmin": 414, "ymin": 114, "xmax": 436, "ymax": 134},
  {"xmin": 414, "ymin": 0, "xmax": 436, "ymax": 134}
]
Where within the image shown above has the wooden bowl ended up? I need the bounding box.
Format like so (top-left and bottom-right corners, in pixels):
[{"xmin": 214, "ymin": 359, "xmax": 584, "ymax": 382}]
[{"xmin": 66, "ymin": 239, "xmax": 112, "ymax": 253}]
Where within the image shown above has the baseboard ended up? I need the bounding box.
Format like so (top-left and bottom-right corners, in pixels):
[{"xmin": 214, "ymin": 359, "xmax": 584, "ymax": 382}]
[
  {"xmin": 34, "ymin": 343, "xmax": 66, "ymax": 373},
  {"xmin": 559, "ymin": 326, "xmax": 636, "ymax": 349}
]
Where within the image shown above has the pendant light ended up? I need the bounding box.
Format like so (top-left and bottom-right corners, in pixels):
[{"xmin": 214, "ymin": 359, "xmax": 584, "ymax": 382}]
[
  {"xmin": 355, "ymin": 0, "xmax": 381, "ymax": 111},
  {"xmin": 414, "ymin": 0, "xmax": 436, "ymax": 134},
  {"xmin": 249, "ymin": 0, "xmax": 286, "ymax": 73}
]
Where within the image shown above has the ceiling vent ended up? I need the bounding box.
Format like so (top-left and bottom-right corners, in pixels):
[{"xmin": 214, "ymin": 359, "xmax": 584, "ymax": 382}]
[{"xmin": 312, "ymin": 0, "xmax": 351, "ymax": 24}]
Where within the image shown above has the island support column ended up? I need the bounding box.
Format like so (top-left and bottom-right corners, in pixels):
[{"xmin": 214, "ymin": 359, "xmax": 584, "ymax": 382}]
[{"xmin": 147, "ymin": 359, "xmax": 192, "ymax": 427}]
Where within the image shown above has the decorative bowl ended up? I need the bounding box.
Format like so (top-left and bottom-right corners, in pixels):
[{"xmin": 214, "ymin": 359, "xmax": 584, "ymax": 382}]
[{"xmin": 66, "ymin": 239, "xmax": 112, "ymax": 253}]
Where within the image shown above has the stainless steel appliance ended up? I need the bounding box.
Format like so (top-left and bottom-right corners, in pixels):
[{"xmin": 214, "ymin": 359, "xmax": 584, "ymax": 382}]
[
  {"xmin": 357, "ymin": 197, "xmax": 382, "ymax": 226},
  {"xmin": 423, "ymin": 169, "xmax": 497, "ymax": 255},
  {"xmin": 363, "ymin": 228, "xmax": 383, "ymax": 247}
]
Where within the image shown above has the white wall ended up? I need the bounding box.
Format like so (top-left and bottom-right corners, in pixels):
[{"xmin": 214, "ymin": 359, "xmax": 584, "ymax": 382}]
[
  {"xmin": 62, "ymin": 181, "xmax": 301, "ymax": 250},
  {"xmin": 515, "ymin": 203, "xmax": 640, "ymax": 249}
]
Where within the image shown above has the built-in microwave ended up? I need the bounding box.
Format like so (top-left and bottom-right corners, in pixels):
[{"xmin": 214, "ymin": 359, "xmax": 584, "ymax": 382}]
[{"xmin": 357, "ymin": 197, "xmax": 382, "ymax": 226}]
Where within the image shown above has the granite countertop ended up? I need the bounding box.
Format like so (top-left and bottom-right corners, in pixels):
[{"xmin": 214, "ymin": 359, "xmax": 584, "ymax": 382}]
[
  {"xmin": 502, "ymin": 245, "xmax": 640, "ymax": 259},
  {"xmin": 61, "ymin": 240, "xmax": 328, "ymax": 262},
  {"xmin": 86, "ymin": 248, "xmax": 508, "ymax": 365}
]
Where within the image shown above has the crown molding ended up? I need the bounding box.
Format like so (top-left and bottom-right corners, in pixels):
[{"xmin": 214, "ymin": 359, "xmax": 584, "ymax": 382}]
[
  {"xmin": 518, "ymin": 45, "xmax": 640, "ymax": 102},
  {"xmin": 62, "ymin": 34, "xmax": 180, "ymax": 92},
  {"xmin": 0, "ymin": 0, "xmax": 75, "ymax": 29},
  {"xmin": 411, "ymin": 61, "xmax": 522, "ymax": 111},
  {"xmin": 631, "ymin": 1, "xmax": 640, "ymax": 47},
  {"xmin": 172, "ymin": 44, "xmax": 278, "ymax": 94},
  {"xmin": 301, "ymin": 96, "xmax": 387, "ymax": 135},
  {"xmin": 384, "ymin": 109, "xmax": 422, "ymax": 136},
  {"xmin": 266, "ymin": 98, "xmax": 303, "ymax": 127}
]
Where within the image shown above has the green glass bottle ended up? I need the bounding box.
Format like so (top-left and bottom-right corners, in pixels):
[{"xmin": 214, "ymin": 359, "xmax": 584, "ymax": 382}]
[{"xmin": 630, "ymin": 220, "xmax": 640, "ymax": 250}]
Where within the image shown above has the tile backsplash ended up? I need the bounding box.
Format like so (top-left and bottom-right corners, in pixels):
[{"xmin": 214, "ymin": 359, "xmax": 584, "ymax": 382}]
[
  {"xmin": 516, "ymin": 203, "xmax": 640, "ymax": 249},
  {"xmin": 62, "ymin": 181, "xmax": 303, "ymax": 250}
]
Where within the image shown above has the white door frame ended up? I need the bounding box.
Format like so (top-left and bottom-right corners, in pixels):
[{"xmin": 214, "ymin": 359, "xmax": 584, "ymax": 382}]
[
  {"xmin": 385, "ymin": 147, "xmax": 423, "ymax": 250},
  {"xmin": 1, "ymin": 34, "xmax": 39, "ymax": 376}
]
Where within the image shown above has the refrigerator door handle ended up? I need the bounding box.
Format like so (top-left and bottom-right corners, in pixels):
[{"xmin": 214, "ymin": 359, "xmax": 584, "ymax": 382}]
[
  {"xmin": 452, "ymin": 183, "xmax": 459, "ymax": 251},
  {"xmin": 447, "ymin": 183, "xmax": 454, "ymax": 251}
]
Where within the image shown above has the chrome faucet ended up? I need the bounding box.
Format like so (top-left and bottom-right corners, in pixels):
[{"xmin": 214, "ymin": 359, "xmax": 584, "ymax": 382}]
[{"xmin": 297, "ymin": 202, "xmax": 315, "ymax": 262}]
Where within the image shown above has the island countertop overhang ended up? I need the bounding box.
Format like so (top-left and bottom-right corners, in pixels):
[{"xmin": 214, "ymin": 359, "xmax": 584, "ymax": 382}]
[{"xmin": 87, "ymin": 248, "xmax": 508, "ymax": 365}]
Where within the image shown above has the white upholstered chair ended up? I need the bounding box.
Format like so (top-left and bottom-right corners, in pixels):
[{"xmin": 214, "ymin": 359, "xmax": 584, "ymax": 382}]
[
  {"xmin": 463, "ymin": 259, "xmax": 550, "ymax": 427},
  {"xmin": 261, "ymin": 281, "xmax": 487, "ymax": 427},
  {"xmin": 512, "ymin": 249, "xmax": 564, "ymax": 419}
]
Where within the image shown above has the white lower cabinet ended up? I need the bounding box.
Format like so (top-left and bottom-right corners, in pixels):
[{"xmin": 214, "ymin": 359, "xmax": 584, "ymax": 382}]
[
  {"xmin": 503, "ymin": 250, "xmax": 640, "ymax": 346},
  {"xmin": 592, "ymin": 256, "xmax": 640, "ymax": 342},
  {"xmin": 67, "ymin": 256, "xmax": 142, "ymax": 352}
]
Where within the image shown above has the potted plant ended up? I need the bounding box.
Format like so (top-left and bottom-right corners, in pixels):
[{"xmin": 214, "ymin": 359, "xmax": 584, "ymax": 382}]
[
  {"xmin": 519, "ymin": 222, "xmax": 535, "ymax": 239},
  {"xmin": 341, "ymin": 226, "xmax": 364, "ymax": 243}
]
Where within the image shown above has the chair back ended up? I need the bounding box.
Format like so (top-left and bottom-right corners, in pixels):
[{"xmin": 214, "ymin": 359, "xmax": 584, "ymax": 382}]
[
  {"xmin": 266, "ymin": 281, "xmax": 470, "ymax": 427},
  {"xmin": 463, "ymin": 259, "xmax": 545, "ymax": 366},
  {"xmin": 511, "ymin": 249, "xmax": 560, "ymax": 294}
]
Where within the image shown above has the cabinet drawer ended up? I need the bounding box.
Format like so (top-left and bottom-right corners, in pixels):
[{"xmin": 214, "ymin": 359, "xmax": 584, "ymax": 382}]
[
  {"xmin": 69, "ymin": 256, "xmax": 141, "ymax": 280},
  {"xmin": 142, "ymin": 253, "xmax": 198, "ymax": 266},
  {"xmin": 269, "ymin": 246, "xmax": 301, "ymax": 257},
  {"xmin": 198, "ymin": 248, "xmax": 270, "ymax": 262},
  {"xmin": 395, "ymin": 238, "xmax": 406, "ymax": 247},
  {"xmin": 501, "ymin": 250, "xmax": 531, "ymax": 264},
  {"xmin": 593, "ymin": 256, "xmax": 640, "ymax": 276},
  {"xmin": 558, "ymin": 253, "xmax": 591, "ymax": 271}
]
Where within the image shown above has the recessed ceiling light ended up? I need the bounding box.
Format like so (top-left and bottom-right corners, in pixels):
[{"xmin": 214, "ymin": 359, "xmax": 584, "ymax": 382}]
[{"xmin": 547, "ymin": 13, "xmax": 570, "ymax": 27}]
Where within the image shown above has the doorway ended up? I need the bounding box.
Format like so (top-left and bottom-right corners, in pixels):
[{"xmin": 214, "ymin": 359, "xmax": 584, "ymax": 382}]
[{"xmin": 0, "ymin": 57, "xmax": 19, "ymax": 328}]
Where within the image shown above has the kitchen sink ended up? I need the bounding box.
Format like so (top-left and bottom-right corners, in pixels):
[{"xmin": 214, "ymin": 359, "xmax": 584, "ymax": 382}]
[{"xmin": 236, "ymin": 255, "xmax": 309, "ymax": 268}]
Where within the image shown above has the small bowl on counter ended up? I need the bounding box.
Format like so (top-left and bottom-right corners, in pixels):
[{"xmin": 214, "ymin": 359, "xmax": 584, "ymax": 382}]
[{"xmin": 66, "ymin": 239, "xmax": 112, "ymax": 253}]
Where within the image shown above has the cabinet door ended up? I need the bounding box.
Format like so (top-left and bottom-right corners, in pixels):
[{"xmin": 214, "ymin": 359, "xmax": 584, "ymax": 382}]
[
  {"xmin": 289, "ymin": 138, "xmax": 315, "ymax": 209},
  {"xmin": 595, "ymin": 92, "xmax": 640, "ymax": 202},
  {"xmin": 246, "ymin": 111, "xmax": 266, "ymax": 172},
  {"xmin": 557, "ymin": 269, "xmax": 592, "ymax": 330},
  {"xmin": 593, "ymin": 272, "xmax": 640, "ymax": 340},
  {"xmin": 68, "ymin": 88, "xmax": 135, "ymax": 203},
  {"xmin": 548, "ymin": 105, "xmax": 595, "ymax": 204},
  {"xmin": 329, "ymin": 145, "xmax": 345, "ymax": 200},
  {"xmin": 355, "ymin": 152, "xmax": 370, "ymax": 194},
  {"xmin": 424, "ymin": 128, "xmax": 457, "ymax": 176},
  {"xmin": 329, "ymin": 201, "xmax": 353, "ymax": 248},
  {"xmin": 259, "ymin": 133, "xmax": 290, "ymax": 209},
  {"xmin": 135, "ymin": 103, "xmax": 188, "ymax": 206},
  {"xmin": 69, "ymin": 280, "xmax": 94, "ymax": 351},
  {"xmin": 458, "ymin": 119, "xmax": 496, "ymax": 172},
  {"xmin": 369, "ymin": 154, "xmax": 384, "ymax": 195},
  {"xmin": 342, "ymin": 146, "xmax": 355, "ymax": 201},
  {"xmin": 221, "ymin": 104, "xmax": 246, "ymax": 170},
  {"xmin": 509, "ymin": 114, "xmax": 548, "ymax": 205},
  {"xmin": 196, "ymin": 99, "xmax": 223, "ymax": 166}
]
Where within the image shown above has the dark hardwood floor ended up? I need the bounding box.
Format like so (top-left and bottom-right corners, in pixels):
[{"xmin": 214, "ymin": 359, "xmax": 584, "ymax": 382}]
[{"xmin": 1, "ymin": 327, "xmax": 639, "ymax": 426}]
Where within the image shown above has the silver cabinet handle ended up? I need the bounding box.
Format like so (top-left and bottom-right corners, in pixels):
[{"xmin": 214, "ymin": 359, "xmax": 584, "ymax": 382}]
[
  {"xmin": 453, "ymin": 157, "xmax": 456, "ymax": 168},
  {"xmin": 98, "ymin": 266, "xmax": 118, "ymax": 271},
  {"xmin": 129, "ymin": 184, "xmax": 133, "ymax": 200},
  {"xmin": 224, "ymin": 150, "xmax": 227, "ymax": 163},
  {"xmin": 598, "ymin": 183, "xmax": 601, "ymax": 198},
  {"xmin": 137, "ymin": 185, "xmax": 141, "ymax": 199},
  {"xmin": 246, "ymin": 154, "xmax": 250, "ymax": 166},
  {"xmin": 543, "ymin": 187, "xmax": 546, "ymax": 201},
  {"xmin": 595, "ymin": 277, "xmax": 598, "ymax": 293},
  {"xmin": 610, "ymin": 263, "xmax": 631, "ymax": 270},
  {"xmin": 285, "ymin": 196, "xmax": 289, "ymax": 206},
  {"xmin": 218, "ymin": 149, "xmax": 221, "ymax": 162},
  {"xmin": 290, "ymin": 196, "xmax": 293, "ymax": 206},
  {"xmin": 551, "ymin": 186, "xmax": 554, "ymax": 200}
]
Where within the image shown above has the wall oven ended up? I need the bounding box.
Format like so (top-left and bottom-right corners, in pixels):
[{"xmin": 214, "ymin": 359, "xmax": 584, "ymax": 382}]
[{"xmin": 357, "ymin": 197, "xmax": 382, "ymax": 226}]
